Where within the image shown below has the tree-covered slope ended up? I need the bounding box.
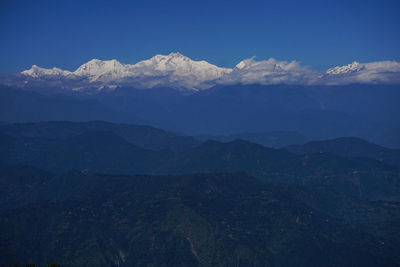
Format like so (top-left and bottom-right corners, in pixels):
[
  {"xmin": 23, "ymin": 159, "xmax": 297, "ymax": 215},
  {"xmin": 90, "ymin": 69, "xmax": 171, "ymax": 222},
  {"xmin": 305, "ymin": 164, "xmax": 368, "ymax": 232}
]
[{"xmin": 0, "ymin": 167, "xmax": 399, "ymax": 266}]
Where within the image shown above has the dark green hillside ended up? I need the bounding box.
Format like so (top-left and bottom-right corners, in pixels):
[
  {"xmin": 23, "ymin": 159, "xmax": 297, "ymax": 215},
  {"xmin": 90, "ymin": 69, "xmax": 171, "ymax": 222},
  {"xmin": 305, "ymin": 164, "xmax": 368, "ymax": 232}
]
[
  {"xmin": 1, "ymin": 168, "xmax": 399, "ymax": 266},
  {"xmin": 158, "ymin": 139, "xmax": 299, "ymax": 174},
  {"xmin": 30, "ymin": 131, "xmax": 169, "ymax": 174},
  {"xmin": 286, "ymin": 137, "xmax": 400, "ymax": 168},
  {"xmin": 0, "ymin": 120, "xmax": 200, "ymax": 152},
  {"xmin": 0, "ymin": 163, "xmax": 53, "ymax": 210},
  {"xmin": 0, "ymin": 131, "xmax": 168, "ymax": 174},
  {"xmin": 2, "ymin": 131, "xmax": 400, "ymax": 201},
  {"xmin": 196, "ymin": 131, "xmax": 309, "ymax": 148},
  {"xmin": 0, "ymin": 132, "xmax": 58, "ymax": 164},
  {"xmin": 159, "ymin": 139, "xmax": 400, "ymax": 201}
]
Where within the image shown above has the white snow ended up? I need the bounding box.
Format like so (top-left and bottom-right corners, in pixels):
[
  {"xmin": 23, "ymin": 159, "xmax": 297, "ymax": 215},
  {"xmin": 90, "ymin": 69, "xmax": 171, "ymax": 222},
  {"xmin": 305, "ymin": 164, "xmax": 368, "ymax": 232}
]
[
  {"xmin": 21, "ymin": 65, "xmax": 73, "ymax": 78},
  {"xmin": 326, "ymin": 62, "xmax": 363, "ymax": 75},
  {"xmin": 323, "ymin": 60, "xmax": 400, "ymax": 85},
  {"xmin": 20, "ymin": 53, "xmax": 400, "ymax": 90}
]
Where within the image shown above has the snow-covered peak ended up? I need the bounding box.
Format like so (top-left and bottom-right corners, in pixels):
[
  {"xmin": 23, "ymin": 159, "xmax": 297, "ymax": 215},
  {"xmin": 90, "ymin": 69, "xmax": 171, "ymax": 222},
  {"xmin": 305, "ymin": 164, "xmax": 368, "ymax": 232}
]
[
  {"xmin": 152, "ymin": 52, "xmax": 187, "ymax": 61},
  {"xmin": 74, "ymin": 59, "xmax": 129, "ymax": 82},
  {"xmin": 20, "ymin": 53, "xmax": 233, "ymax": 90},
  {"xmin": 22, "ymin": 65, "xmax": 73, "ymax": 78},
  {"xmin": 222, "ymin": 58, "xmax": 316, "ymax": 85},
  {"xmin": 75, "ymin": 59, "xmax": 122, "ymax": 74},
  {"xmin": 326, "ymin": 61, "xmax": 363, "ymax": 75},
  {"xmin": 234, "ymin": 58, "xmax": 256, "ymax": 70},
  {"xmin": 233, "ymin": 58, "xmax": 300, "ymax": 72},
  {"xmin": 322, "ymin": 60, "xmax": 400, "ymax": 85},
  {"xmin": 132, "ymin": 52, "xmax": 232, "ymax": 80},
  {"xmin": 234, "ymin": 61, "xmax": 247, "ymax": 70},
  {"xmin": 17, "ymin": 54, "xmax": 400, "ymax": 92}
]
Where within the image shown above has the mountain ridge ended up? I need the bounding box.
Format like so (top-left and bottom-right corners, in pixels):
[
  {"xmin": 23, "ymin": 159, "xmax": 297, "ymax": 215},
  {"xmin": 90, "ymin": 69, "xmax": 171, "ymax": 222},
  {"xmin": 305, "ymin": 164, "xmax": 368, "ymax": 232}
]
[
  {"xmin": 1, "ymin": 165, "xmax": 399, "ymax": 266},
  {"xmin": 286, "ymin": 137, "xmax": 400, "ymax": 167},
  {"xmin": 3, "ymin": 53, "xmax": 399, "ymax": 92},
  {"xmin": 20, "ymin": 52, "xmax": 232, "ymax": 91},
  {"xmin": 1, "ymin": 121, "xmax": 399, "ymax": 201}
]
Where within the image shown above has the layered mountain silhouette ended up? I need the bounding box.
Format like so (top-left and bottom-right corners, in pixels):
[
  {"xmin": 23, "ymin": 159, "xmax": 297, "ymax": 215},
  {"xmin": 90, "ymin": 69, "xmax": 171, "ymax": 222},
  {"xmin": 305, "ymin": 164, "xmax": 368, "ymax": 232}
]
[
  {"xmin": 1, "ymin": 121, "xmax": 399, "ymax": 201},
  {"xmin": 0, "ymin": 120, "xmax": 199, "ymax": 152},
  {"xmin": 1, "ymin": 120, "xmax": 400, "ymax": 266},
  {"xmin": 1, "ymin": 82, "xmax": 399, "ymax": 147},
  {"xmin": 286, "ymin": 137, "xmax": 400, "ymax": 168},
  {"xmin": 196, "ymin": 131, "xmax": 309, "ymax": 148}
]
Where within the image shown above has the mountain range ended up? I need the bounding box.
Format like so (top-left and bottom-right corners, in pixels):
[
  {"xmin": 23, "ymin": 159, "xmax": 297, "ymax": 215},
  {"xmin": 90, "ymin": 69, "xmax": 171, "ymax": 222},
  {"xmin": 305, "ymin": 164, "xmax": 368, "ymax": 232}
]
[
  {"xmin": 1, "ymin": 121, "xmax": 400, "ymax": 266},
  {"xmin": 1, "ymin": 52, "xmax": 399, "ymax": 149},
  {"xmin": 1, "ymin": 168, "xmax": 399, "ymax": 266},
  {"xmin": 2, "ymin": 53, "xmax": 400, "ymax": 92},
  {"xmin": 1, "ymin": 121, "xmax": 399, "ymax": 201},
  {"xmin": 3, "ymin": 82, "xmax": 399, "ymax": 147},
  {"xmin": 286, "ymin": 137, "xmax": 400, "ymax": 168}
]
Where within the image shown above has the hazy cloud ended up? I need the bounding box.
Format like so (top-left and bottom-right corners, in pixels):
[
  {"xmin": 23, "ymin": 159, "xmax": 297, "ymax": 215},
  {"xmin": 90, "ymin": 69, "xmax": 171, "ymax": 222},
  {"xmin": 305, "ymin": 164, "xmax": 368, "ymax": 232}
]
[
  {"xmin": 10, "ymin": 54, "xmax": 400, "ymax": 92},
  {"xmin": 322, "ymin": 61, "xmax": 400, "ymax": 85},
  {"xmin": 217, "ymin": 58, "xmax": 318, "ymax": 85}
]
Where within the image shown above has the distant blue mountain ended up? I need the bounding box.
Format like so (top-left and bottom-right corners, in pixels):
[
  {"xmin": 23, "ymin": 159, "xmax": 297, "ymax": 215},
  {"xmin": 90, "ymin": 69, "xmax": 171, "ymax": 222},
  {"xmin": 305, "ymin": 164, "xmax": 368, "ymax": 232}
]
[
  {"xmin": 286, "ymin": 137, "xmax": 400, "ymax": 168},
  {"xmin": 196, "ymin": 131, "xmax": 309, "ymax": 148},
  {"xmin": 1, "ymin": 83, "xmax": 399, "ymax": 147},
  {"xmin": 0, "ymin": 85, "xmax": 142, "ymax": 124}
]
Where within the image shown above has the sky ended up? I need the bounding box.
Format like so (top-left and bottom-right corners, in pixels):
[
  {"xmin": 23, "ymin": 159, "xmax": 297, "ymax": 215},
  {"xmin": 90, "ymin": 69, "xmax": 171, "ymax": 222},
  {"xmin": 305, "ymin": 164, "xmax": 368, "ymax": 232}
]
[{"xmin": 0, "ymin": 0, "xmax": 399, "ymax": 74}]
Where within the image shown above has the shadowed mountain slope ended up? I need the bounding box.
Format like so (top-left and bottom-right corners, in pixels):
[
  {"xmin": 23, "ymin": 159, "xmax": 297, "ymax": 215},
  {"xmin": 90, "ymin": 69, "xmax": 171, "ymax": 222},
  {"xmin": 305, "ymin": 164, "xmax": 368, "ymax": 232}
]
[
  {"xmin": 196, "ymin": 131, "xmax": 309, "ymax": 148},
  {"xmin": 286, "ymin": 137, "xmax": 400, "ymax": 167},
  {"xmin": 1, "ymin": 129, "xmax": 399, "ymax": 201},
  {"xmin": 0, "ymin": 120, "xmax": 200, "ymax": 152},
  {"xmin": 0, "ymin": 166, "xmax": 399, "ymax": 266}
]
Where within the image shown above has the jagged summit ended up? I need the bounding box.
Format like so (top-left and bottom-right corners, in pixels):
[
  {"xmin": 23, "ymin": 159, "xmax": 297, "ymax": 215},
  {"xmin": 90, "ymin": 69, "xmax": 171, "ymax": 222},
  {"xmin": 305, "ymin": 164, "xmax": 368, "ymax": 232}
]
[
  {"xmin": 74, "ymin": 59, "xmax": 129, "ymax": 82},
  {"xmin": 17, "ymin": 54, "xmax": 400, "ymax": 91},
  {"xmin": 22, "ymin": 65, "xmax": 73, "ymax": 78},
  {"xmin": 154, "ymin": 52, "xmax": 187, "ymax": 59},
  {"xmin": 133, "ymin": 52, "xmax": 231, "ymax": 80},
  {"xmin": 326, "ymin": 61, "xmax": 364, "ymax": 75},
  {"xmin": 21, "ymin": 52, "xmax": 231, "ymax": 90}
]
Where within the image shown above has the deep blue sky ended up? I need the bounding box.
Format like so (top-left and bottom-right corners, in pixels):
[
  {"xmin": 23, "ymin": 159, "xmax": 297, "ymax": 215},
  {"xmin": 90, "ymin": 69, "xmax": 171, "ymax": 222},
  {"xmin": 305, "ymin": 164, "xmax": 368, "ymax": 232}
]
[{"xmin": 0, "ymin": 0, "xmax": 399, "ymax": 74}]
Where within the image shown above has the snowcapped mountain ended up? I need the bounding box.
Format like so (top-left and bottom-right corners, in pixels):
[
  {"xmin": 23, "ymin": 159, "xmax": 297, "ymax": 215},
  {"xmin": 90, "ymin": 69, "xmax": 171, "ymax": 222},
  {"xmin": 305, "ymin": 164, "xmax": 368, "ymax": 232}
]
[
  {"xmin": 11, "ymin": 53, "xmax": 400, "ymax": 93},
  {"xmin": 21, "ymin": 65, "xmax": 74, "ymax": 78},
  {"xmin": 20, "ymin": 52, "xmax": 231, "ymax": 91},
  {"xmin": 219, "ymin": 58, "xmax": 318, "ymax": 85},
  {"xmin": 326, "ymin": 61, "xmax": 363, "ymax": 75},
  {"xmin": 132, "ymin": 52, "xmax": 231, "ymax": 79},
  {"xmin": 322, "ymin": 60, "xmax": 400, "ymax": 85},
  {"xmin": 74, "ymin": 59, "xmax": 129, "ymax": 82}
]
